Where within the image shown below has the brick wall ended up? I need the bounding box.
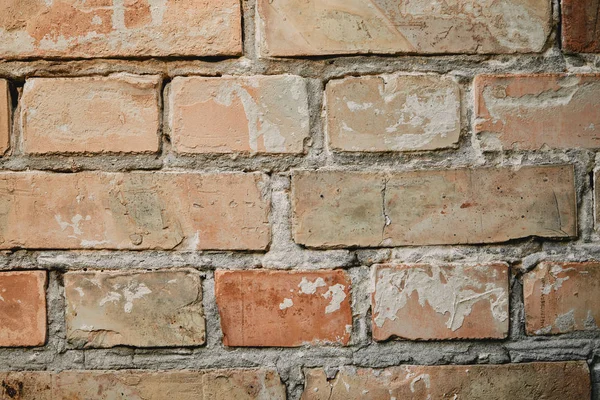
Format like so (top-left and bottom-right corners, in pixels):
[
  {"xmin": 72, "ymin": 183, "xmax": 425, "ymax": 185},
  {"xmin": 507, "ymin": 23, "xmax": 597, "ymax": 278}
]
[{"xmin": 0, "ymin": 0, "xmax": 598, "ymax": 399}]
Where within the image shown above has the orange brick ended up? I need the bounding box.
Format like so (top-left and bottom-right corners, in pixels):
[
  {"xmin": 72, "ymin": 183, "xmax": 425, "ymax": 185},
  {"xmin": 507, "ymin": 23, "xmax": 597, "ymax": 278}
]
[
  {"xmin": 524, "ymin": 261, "xmax": 600, "ymax": 335},
  {"xmin": 0, "ymin": 271, "xmax": 46, "ymax": 347},
  {"xmin": 215, "ymin": 270, "xmax": 352, "ymax": 347},
  {"xmin": 562, "ymin": 0, "xmax": 600, "ymax": 53},
  {"xmin": 0, "ymin": 369, "xmax": 285, "ymax": 399},
  {"xmin": 475, "ymin": 74, "xmax": 600, "ymax": 150},
  {"xmin": 0, "ymin": 172, "xmax": 269, "ymax": 251},
  {"xmin": 169, "ymin": 75, "xmax": 309, "ymax": 154},
  {"xmin": 0, "ymin": 80, "xmax": 9, "ymax": 155},
  {"xmin": 0, "ymin": 0, "xmax": 241, "ymax": 58},
  {"xmin": 372, "ymin": 263, "xmax": 509, "ymax": 340},
  {"xmin": 21, "ymin": 75, "xmax": 160, "ymax": 154},
  {"xmin": 292, "ymin": 166, "xmax": 576, "ymax": 248},
  {"xmin": 302, "ymin": 362, "xmax": 590, "ymax": 400},
  {"xmin": 257, "ymin": 0, "xmax": 550, "ymax": 56}
]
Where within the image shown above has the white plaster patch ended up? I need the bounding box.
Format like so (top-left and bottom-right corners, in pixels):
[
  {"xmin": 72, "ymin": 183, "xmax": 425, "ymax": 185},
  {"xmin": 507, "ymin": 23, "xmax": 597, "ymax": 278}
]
[
  {"xmin": 323, "ymin": 284, "xmax": 346, "ymax": 314},
  {"xmin": 122, "ymin": 282, "xmax": 152, "ymax": 313},
  {"xmin": 541, "ymin": 264, "xmax": 576, "ymax": 295},
  {"xmin": 279, "ymin": 298, "xmax": 293, "ymax": 310},
  {"xmin": 298, "ymin": 277, "xmax": 326, "ymax": 294}
]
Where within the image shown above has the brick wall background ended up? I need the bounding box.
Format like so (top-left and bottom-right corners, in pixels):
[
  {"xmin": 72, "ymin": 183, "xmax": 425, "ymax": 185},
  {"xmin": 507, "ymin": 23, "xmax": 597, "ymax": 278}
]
[{"xmin": 0, "ymin": 0, "xmax": 599, "ymax": 398}]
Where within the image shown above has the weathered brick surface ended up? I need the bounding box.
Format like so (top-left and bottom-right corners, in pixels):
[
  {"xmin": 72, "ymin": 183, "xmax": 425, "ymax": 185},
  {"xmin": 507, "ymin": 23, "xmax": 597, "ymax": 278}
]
[
  {"xmin": 0, "ymin": 172, "xmax": 269, "ymax": 250},
  {"xmin": 215, "ymin": 270, "xmax": 352, "ymax": 346},
  {"xmin": 65, "ymin": 269, "xmax": 204, "ymax": 348},
  {"xmin": 0, "ymin": 0, "xmax": 241, "ymax": 59},
  {"xmin": 292, "ymin": 166, "xmax": 576, "ymax": 248},
  {"xmin": 0, "ymin": 369, "xmax": 285, "ymax": 399},
  {"xmin": 475, "ymin": 74, "xmax": 600, "ymax": 150},
  {"xmin": 524, "ymin": 262, "xmax": 600, "ymax": 335},
  {"xmin": 257, "ymin": 0, "xmax": 551, "ymax": 56},
  {"xmin": 372, "ymin": 263, "xmax": 509, "ymax": 340},
  {"xmin": 0, "ymin": 80, "xmax": 9, "ymax": 156},
  {"xmin": 562, "ymin": 0, "xmax": 600, "ymax": 53},
  {"xmin": 0, "ymin": 271, "xmax": 46, "ymax": 347},
  {"xmin": 169, "ymin": 75, "xmax": 309, "ymax": 154},
  {"xmin": 302, "ymin": 362, "xmax": 591, "ymax": 400},
  {"xmin": 326, "ymin": 74, "xmax": 460, "ymax": 152},
  {"xmin": 21, "ymin": 74, "xmax": 160, "ymax": 154}
]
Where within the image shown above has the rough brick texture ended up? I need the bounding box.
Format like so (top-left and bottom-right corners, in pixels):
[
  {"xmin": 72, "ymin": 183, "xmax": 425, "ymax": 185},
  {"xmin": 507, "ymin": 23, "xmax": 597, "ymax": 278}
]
[
  {"xmin": 21, "ymin": 74, "xmax": 160, "ymax": 154},
  {"xmin": 0, "ymin": 0, "xmax": 242, "ymax": 58},
  {"xmin": 65, "ymin": 269, "xmax": 204, "ymax": 348},
  {"xmin": 326, "ymin": 74, "xmax": 460, "ymax": 152},
  {"xmin": 0, "ymin": 271, "xmax": 46, "ymax": 347},
  {"xmin": 169, "ymin": 75, "xmax": 309, "ymax": 154},
  {"xmin": 372, "ymin": 263, "xmax": 509, "ymax": 341},
  {"xmin": 0, "ymin": 80, "xmax": 9, "ymax": 156},
  {"xmin": 524, "ymin": 262, "xmax": 600, "ymax": 335},
  {"xmin": 258, "ymin": 0, "xmax": 551, "ymax": 56},
  {"xmin": 0, "ymin": 172, "xmax": 269, "ymax": 250},
  {"xmin": 0, "ymin": 369, "xmax": 285, "ymax": 399},
  {"xmin": 215, "ymin": 270, "xmax": 352, "ymax": 346},
  {"xmin": 475, "ymin": 74, "xmax": 600, "ymax": 150},
  {"xmin": 292, "ymin": 166, "xmax": 576, "ymax": 248},
  {"xmin": 302, "ymin": 362, "xmax": 590, "ymax": 400},
  {"xmin": 562, "ymin": 0, "xmax": 600, "ymax": 53}
]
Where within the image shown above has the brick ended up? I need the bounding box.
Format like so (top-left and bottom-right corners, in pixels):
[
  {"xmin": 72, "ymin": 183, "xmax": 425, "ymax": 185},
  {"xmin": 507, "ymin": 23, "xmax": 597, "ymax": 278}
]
[
  {"xmin": 524, "ymin": 261, "xmax": 600, "ymax": 335},
  {"xmin": 215, "ymin": 270, "xmax": 352, "ymax": 346},
  {"xmin": 169, "ymin": 75, "xmax": 309, "ymax": 154},
  {"xmin": 21, "ymin": 75, "xmax": 160, "ymax": 154},
  {"xmin": 292, "ymin": 166, "xmax": 576, "ymax": 248},
  {"xmin": 65, "ymin": 269, "xmax": 204, "ymax": 348},
  {"xmin": 0, "ymin": 369, "xmax": 286, "ymax": 399},
  {"xmin": 301, "ymin": 362, "xmax": 590, "ymax": 400},
  {"xmin": 0, "ymin": 271, "xmax": 46, "ymax": 347},
  {"xmin": 0, "ymin": 0, "xmax": 241, "ymax": 59},
  {"xmin": 562, "ymin": 0, "xmax": 600, "ymax": 53},
  {"xmin": 372, "ymin": 263, "xmax": 509, "ymax": 341},
  {"xmin": 0, "ymin": 172, "xmax": 269, "ymax": 251},
  {"xmin": 257, "ymin": 0, "xmax": 551, "ymax": 57},
  {"xmin": 475, "ymin": 74, "xmax": 600, "ymax": 150},
  {"xmin": 0, "ymin": 80, "xmax": 9, "ymax": 155},
  {"xmin": 326, "ymin": 74, "xmax": 460, "ymax": 152}
]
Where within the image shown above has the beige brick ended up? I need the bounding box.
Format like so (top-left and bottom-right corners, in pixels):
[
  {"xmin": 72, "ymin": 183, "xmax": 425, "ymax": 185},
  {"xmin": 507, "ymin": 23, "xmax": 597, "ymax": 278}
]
[
  {"xmin": 372, "ymin": 263, "xmax": 509, "ymax": 340},
  {"xmin": 0, "ymin": 369, "xmax": 286, "ymax": 399},
  {"xmin": 0, "ymin": 80, "xmax": 9, "ymax": 155},
  {"xmin": 169, "ymin": 75, "xmax": 309, "ymax": 154},
  {"xmin": 65, "ymin": 269, "xmax": 204, "ymax": 348},
  {"xmin": 524, "ymin": 261, "xmax": 600, "ymax": 335},
  {"xmin": 258, "ymin": 0, "xmax": 551, "ymax": 57},
  {"xmin": 292, "ymin": 166, "xmax": 576, "ymax": 248},
  {"xmin": 22, "ymin": 75, "xmax": 160, "ymax": 154},
  {"xmin": 0, "ymin": 172, "xmax": 270, "ymax": 251},
  {"xmin": 0, "ymin": 0, "xmax": 241, "ymax": 58},
  {"xmin": 475, "ymin": 74, "xmax": 600, "ymax": 150},
  {"xmin": 215, "ymin": 270, "xmax": 352, "ymax": 346},
  {"xmin": 326, "ymin": 74, "xmax": 460, "ymax": 152},
  {"xmin": 302, "ymin": 362, "xmax": 590, "ymax": 400},
  {"xmin": 0, "ymin": 271, "xmax": 46, "ymax": 347}
]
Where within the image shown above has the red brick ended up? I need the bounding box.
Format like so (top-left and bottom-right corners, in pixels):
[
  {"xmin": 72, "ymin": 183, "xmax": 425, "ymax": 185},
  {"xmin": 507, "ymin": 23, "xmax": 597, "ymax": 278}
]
[
  {"xmin": 372, "ymin": 263, "xmax": 509, "ymax": 341},
  {"xmin": 326, "ymin": 74, "xmax": 460, "ymax": 152},
  {"xmin": 475, "ymin": 74, "xmax": 600, "ymax": 150},
  {"xmin": 169, "ymin": 75, "xmax": 309, "ymax": 154},
  {"xmin": 0, "ymin": 0, "xmax": 241, "ymax": 58},
  {"xmin": 0, "ymin": 369, "xmax": 286, "ymax": 399},
  {"xmin": 562, "ymin": 0, "xmax": 600, "ymax": 53},
  {"xmin": 21, "ymin": 75, "xmax": 160, "ymax": 154},
  {"xmin": 0, "ymin": 271, "xmax": 46, "ymax": 347},
  {"xmin": 65, "ymin": 269, "xmax": 204, "ymax": 348},
  {"xmin": 302, "ymin": 362, "xmax": 590, "ymax": 400},
  {"xmin": 524, "ymin": 261, "xmax": 600, "ymax": 335},
  {"xmin": 0, "ymin": 80, "xmax": 9, "ymax": 155},
  {"xmin": 0, "ymin": 172, "xmax": 269, "ymax": 251},
  {"xmin": 215, "ymin": 270, "xmax": 352, "ymax": 347},
  {"xmin": 292, "ymin": 166, "xmax": 576, "ymax": 248},
  {"xmin": 257, "ymin": 0, "xmax": 551, "ymax": 56}
]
